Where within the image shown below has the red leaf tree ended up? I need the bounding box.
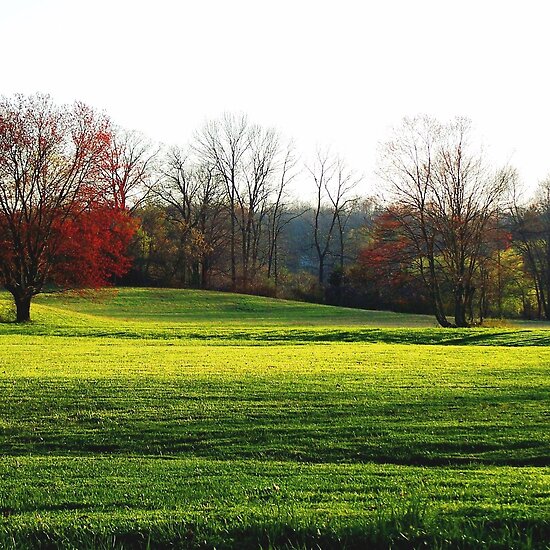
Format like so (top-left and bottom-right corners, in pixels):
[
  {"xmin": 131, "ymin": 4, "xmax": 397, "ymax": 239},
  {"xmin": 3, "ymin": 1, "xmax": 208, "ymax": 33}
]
[
  {"xmin": 352, "ymin": 210, "xmax": 430, "ymax": 312},
  {"xmin": 0, "ymin": 94, "xmax": 135, "ymax": 322}
]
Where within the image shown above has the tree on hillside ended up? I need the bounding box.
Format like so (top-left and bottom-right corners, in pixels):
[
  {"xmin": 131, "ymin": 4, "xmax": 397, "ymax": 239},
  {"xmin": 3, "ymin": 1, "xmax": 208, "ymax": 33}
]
[
  {"xmin": 0, "ymin": 94, "xmax": 135, "ymax": 322},
  {"xmin": 380, "ymin": 116, "xmax": 509, "ymax": 327},
  {"xmin": 153, "ymin": 148, "xmax": 228, "ymax": 287}
]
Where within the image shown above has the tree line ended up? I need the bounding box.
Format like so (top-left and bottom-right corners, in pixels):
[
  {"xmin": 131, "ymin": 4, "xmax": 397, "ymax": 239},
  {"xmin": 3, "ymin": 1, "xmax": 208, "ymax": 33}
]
[
  {"xmin": 1, "ymin": 94, "xmax": 548, "ymax": 326},
  {"xmin": 117, "ymin": 113, "xmax": 368, "ymax": 298}
]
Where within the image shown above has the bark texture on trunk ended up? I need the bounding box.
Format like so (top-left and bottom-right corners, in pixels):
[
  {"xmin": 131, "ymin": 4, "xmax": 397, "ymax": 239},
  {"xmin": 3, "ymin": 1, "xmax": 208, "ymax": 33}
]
[{"xmin": 14, "ymin": 294, "xmax": 32, "ymax": 323}]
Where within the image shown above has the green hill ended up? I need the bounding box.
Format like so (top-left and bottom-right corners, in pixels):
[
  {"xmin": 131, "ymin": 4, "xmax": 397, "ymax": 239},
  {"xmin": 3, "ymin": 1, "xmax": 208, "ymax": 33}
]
[
  {"xmin": 32, "ymin": 287, "xmax": 436, "ymax": 325},
  {"xmin": 1, "ymin": 287, "xmax": 549, "ymax": 347}
]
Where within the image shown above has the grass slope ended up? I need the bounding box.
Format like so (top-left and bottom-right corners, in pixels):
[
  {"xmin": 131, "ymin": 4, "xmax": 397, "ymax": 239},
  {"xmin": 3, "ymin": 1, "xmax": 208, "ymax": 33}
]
[
  {"xmin": 0, "ymin": 288, "xmax": 548, "ymax": 548},
  {"xmin": 2, "ymin": 287, "xmax": 550, "ymax": 346},
  {"xmin": 34, "ymin": 288, "xmax": 439, "ymax": 325}
]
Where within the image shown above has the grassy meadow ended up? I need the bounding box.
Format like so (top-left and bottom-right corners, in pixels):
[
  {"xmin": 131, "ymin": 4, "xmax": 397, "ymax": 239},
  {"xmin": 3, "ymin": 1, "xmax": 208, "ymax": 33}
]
[{"xmin": 0, "ymin": 288, "xmax": 548, "ymax": 548}]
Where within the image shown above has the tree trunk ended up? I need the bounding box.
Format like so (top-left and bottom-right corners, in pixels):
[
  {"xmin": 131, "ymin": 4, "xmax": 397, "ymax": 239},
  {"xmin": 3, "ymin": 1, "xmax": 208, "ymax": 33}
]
[
  {"xmin": 319, "ymin": 256, "xmax": 325, "ymax": 285},
  {"xmin": 427, "ymin": 258, "xmax": 452, "ymax": 327},
  {"xmin": 273, "ymin": 246, "xmax": 279, "ymax": 292},
  {"xmin": 432, "ymin": 289, "xmax": 452, "ymax": 328},
  {"xmin": 14, "ymin": 294, "xmax": 32, "ymax": 323},
  {"xmin": 241, "ymin": 226, "xmax": 249, "ymax": 291},
  {"xmin": 230, "ymin": 198, "xmax": 236, "ymax": 291},
  {"xmin": 201, "ymin": 257, "xmax": 209, "ymax": 289},
  {"xmin": 454, "ymin": 283, "xmax": 469, "ymax": 327},
  {"xmin": 466, "ymin": 286, "xmax": 475, "ymax": 325},
  {"xmin": 478, "ymin": 283, "xmax": 487, "ymax": 324}
]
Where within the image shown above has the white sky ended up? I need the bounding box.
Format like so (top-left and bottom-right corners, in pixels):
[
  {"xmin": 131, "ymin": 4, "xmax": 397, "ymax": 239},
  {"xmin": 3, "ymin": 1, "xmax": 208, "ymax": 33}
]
[{"xmin": 2, "ymin": 0, "xmax": 549, "ymax": 193}]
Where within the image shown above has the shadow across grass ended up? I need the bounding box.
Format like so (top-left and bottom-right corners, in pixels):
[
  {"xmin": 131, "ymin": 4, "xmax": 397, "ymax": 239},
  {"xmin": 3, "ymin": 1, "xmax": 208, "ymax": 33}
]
[{"xmin": 3, "ymin": 322, "xmax": 550, "ymax": 347}]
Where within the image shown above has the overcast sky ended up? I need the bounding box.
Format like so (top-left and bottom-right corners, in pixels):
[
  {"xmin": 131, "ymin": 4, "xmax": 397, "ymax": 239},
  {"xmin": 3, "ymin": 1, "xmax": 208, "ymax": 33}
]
[{"xmin": 2, "ymin": 0, "xmax": 549, "ymax": 193}]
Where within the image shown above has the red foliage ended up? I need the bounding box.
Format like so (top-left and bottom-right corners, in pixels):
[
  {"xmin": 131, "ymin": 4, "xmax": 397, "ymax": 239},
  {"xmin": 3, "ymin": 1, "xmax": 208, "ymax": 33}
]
[
  {"xmin": 358, "ymin": 239, "xmax": 409, "ymax": 286},
  {"xmin": 50, "ymin": 206, "xmax": 137, "ymax": 289},
  {"xmin": 349, "ymin": 210, "xmax": 432, "ymax": 312},
  {"xmin": 0, "ymin": 94, "xmax": 137, "ymax": 319},
  {"xmin": 357, "ymin": 211, "xmax": 412, "ymax": 288}
]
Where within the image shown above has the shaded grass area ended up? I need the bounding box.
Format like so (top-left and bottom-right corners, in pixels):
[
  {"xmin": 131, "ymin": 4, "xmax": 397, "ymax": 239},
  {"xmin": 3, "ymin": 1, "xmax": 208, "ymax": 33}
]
[
  {"xmin": 6, "ymin": 317, "xmax": 550, "ymax": 347},
  {"xmin": 0, "ymin": 288, "xmax": 549, "ymax": 548}
]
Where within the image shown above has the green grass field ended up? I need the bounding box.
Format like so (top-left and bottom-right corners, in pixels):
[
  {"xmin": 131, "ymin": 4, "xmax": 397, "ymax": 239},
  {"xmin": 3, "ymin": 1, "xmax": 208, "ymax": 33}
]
[{"xmin": 0, "ymin": 288, "xmax": 548, "ymax": 548}]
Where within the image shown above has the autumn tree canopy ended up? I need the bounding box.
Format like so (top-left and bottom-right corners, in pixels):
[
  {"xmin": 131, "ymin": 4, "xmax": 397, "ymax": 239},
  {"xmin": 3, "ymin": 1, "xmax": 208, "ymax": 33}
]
[{"xmin": 0, "ymin": 94, "xmax": 135, "ymax": 322}]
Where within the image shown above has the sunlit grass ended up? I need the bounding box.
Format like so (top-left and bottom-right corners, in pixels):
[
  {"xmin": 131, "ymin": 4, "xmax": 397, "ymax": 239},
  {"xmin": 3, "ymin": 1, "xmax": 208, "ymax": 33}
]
[
  {"xmin": 1, "ymin": 288, "xmax": 550, "ymax": 346},
  {"xmin": 0, "ymin": 288, "xmax": 548, "ymax": 548}
]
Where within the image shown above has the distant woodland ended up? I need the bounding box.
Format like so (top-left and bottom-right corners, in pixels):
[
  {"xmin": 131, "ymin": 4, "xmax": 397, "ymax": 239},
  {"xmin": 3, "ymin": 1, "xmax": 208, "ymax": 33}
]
[{"xmin": 116, "ymin": 113, "xmax": 550, "ymax": 327}]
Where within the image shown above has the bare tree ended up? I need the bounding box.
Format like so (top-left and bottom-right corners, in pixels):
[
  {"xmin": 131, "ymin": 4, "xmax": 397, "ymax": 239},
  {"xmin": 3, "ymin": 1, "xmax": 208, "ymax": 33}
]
[
  {"xmin": 430, "ymin": 121, "xmax": 508, "ymax": 325},
  {"xmin": 153, "ymin": 147, "xmax": 227, "ymax": 287},
  {"xmin": 381, "ymin": 116, "xmax": 509, "ymax": 327},
  {"xmin": 266, "ymin": 141, "xmax": 303, "ymax": 288},
  {"xmin": 194, "ymin": 114, "xmax": 250, "ymax": 290},
  {"xmin": 332, "ymin": 169, "xmax": 362, "ymax": 273},
  {"xmin": 236, "ymin": 124, "xmax": 279, "ymax": 288},
  {"xmin": 308, "ymin": 150, "xmax": 359, "ymax": 285},
  {"xmin": 100, "ymin": 127, "xmax": 158, "ymax": 212},
  {"xmin": 380, "ymin": 116, "xmax": 450, "ymax": 325}
]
